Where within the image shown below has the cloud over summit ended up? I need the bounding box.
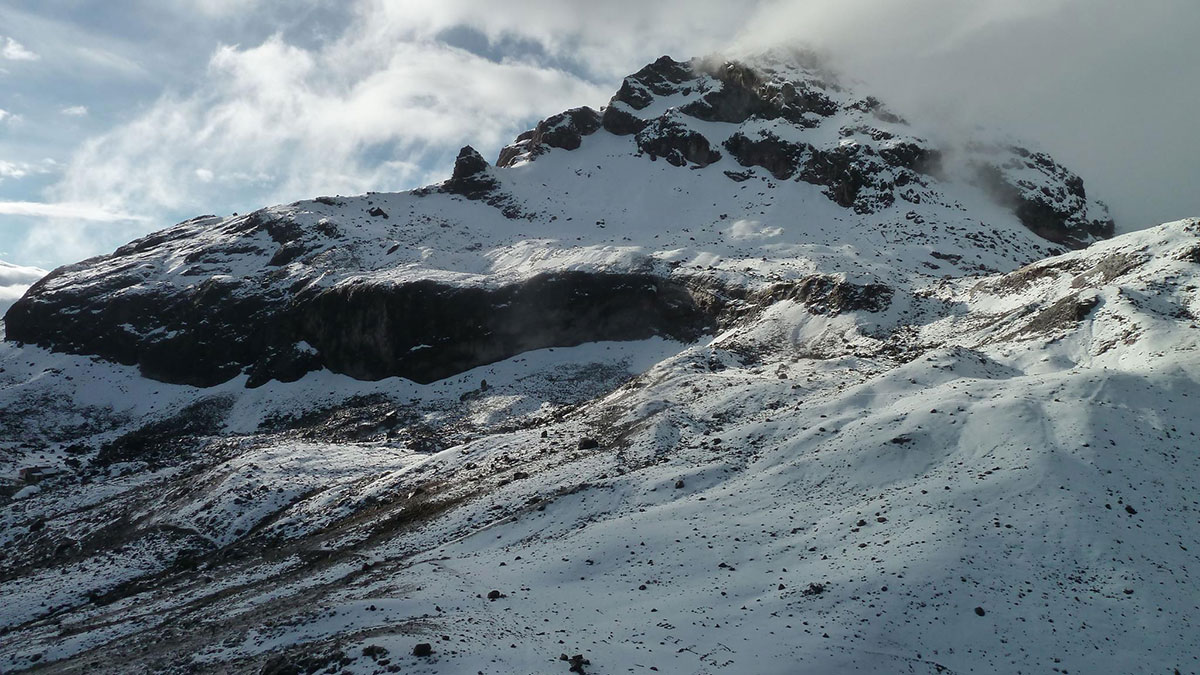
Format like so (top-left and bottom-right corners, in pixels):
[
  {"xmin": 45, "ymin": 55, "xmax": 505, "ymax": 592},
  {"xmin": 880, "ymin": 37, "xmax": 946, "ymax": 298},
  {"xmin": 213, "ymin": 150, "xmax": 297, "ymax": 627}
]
[{"xmin": 4, "ymin": 0, "xmax": 1198, "ymax": 267}]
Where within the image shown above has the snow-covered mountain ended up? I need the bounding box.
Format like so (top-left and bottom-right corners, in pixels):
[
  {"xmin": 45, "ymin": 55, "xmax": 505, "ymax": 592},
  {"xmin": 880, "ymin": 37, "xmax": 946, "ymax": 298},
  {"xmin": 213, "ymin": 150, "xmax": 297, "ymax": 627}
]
[{"xmin": 2, "ymin": 51, "xmax": 1197, "ymax": 674}]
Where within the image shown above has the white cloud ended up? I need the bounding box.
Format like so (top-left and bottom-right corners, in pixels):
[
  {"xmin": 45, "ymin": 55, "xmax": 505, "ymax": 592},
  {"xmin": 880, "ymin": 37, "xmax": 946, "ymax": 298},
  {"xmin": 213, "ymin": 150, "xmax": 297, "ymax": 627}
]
[
  {"xmin": 72, "ymin": 46, "xmax": 147, "ymax": 78},
  {"xmin": 0, "ymin": 260, "xmax": 48, "ymax": 317},
  {"xmin": 48, "ymin": 30, "xmax": 610, "ymax": 221},
  {"xmin": 0, "ymin": 159, "xmax": 55, "ymax": 182},
  {"xmin": 61, "ymin": 105, "xmax": 89, "ymax": 116},
  {"xmin": 1, "ymin": 36, "xmax": 39, "ymax": 61},
  {"xmin": 0, "ymin": 160, "xmax": 29, "ymax": 180},
  {"xmin": 0, "ymin": 200, "xmax": 146, "ymax": 222},
  {"xmin": 12, "ymin": 0, "xmax": 1199, "ymax": 270},
  {"xmin": 189, "ymin": 0, "xmax": 264, "ymax": 17}
]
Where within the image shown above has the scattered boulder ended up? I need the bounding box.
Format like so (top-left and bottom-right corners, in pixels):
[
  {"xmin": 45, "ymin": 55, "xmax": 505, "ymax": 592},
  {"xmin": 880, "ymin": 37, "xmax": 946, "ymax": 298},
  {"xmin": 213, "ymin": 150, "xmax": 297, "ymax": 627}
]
[
  {"xmin": 578, "ymin": 437, "xmax": 599, "ymax": 450},
  {"xmin": 560, "ymin": 653, "xmax": 591, "ymax": 673},
  {"xmin": 412, "ymin": 643, "xmax": 433, "ymax": 657},
  {"xmin": 362, "ymin": 645, "xmax": 389, "ymax": 660}
]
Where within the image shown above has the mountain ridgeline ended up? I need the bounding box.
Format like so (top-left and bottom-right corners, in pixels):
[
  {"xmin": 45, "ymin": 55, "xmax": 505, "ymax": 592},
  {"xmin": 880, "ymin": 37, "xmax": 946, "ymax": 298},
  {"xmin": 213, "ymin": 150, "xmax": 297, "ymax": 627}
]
[{"xmin": 4, "ymin": 51, "xmax": 1113, "ymax": 388}]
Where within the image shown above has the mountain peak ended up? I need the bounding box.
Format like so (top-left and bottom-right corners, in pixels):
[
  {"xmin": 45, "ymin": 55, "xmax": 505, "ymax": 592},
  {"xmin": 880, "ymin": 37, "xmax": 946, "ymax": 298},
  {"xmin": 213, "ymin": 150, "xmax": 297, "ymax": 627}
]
[{"xmin": 497, "ymin": 51, "xmax": 1112, "ymax": 246}]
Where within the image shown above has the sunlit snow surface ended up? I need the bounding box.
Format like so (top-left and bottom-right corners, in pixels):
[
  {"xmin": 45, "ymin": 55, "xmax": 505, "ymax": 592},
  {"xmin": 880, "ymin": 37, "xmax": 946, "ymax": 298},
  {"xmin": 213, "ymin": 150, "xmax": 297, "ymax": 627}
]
[{"xmin": 1, "ymin": 218, "xmax": 1198, "ymax": 673}]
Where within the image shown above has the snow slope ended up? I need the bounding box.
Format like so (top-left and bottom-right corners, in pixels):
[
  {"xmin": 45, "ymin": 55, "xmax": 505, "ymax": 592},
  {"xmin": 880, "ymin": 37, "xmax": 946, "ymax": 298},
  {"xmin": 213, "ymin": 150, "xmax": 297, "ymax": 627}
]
[{"xmin": 1, "ymin": 52, "xmax": 1197, "ymax": 674}]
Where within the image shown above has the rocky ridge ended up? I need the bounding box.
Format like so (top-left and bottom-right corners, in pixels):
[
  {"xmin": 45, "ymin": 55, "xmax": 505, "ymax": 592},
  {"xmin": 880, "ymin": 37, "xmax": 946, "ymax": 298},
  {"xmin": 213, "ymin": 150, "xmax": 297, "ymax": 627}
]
[{"xmin": 6, "ymin": 50, "xmax": 1111, "ymax": 388}]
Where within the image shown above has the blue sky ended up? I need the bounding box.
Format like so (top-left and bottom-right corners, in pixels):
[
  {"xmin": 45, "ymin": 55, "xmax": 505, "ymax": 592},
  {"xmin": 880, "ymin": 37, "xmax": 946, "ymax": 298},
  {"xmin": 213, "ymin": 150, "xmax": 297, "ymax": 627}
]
[{"xmin": 1, "ymin": 0, "xmax": 1197, "ymax": 270}]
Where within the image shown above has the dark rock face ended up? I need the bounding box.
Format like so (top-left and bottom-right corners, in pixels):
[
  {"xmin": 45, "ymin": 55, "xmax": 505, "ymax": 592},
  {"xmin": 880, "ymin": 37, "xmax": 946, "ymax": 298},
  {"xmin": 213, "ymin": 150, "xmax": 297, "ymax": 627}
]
[
  {"xmin": 797, "ymin": 143, "xmax": 890, "ymax": 211},
  {"xmin": 7, "ymin": 259, "xmax": 715, "ymax": 387},
  {"xmin": 723, "ymin": 132, "xmax": 808, "ymax": 180},
  {"xmin": 497, "ymin": 107, "xmax": 602, "ymax": 167},
  {"xmin": 878, "ymin": 142, "xmax": 942, "ymax": 176},
  {"xmin": 636, "ymin": 116, "xmax": 721, "ymax": 167},
  {"xmin": 444, "ymin": 146, "xmax": 499, "ymax": 199},
  {"xmin": 613, "ymin": 55, "xmax": 695, "ymax": 110},
  {"xmin": 972, "ymin": 149, "xmax": 1115, "ymax": 249},
  {"xmin": 723, "ymin": 132, "xmax": 896, "ymax": 212},
  {"xmin": 537, "ymin": 107, "xmax": 602, "ymax": 150},
  {"xmin": 761, "ymin": 276, "xmax": 894, "ymax": 315},
  {"xmin": 294, "ymin": 272, "xmax": 714, "ymax": 384},
  {"xmin": 5, "ymin": 216, "xmax": 290, "ymax": 388},
  {"xmin": 682, "ymin": 60, "xmax": 838, "ymax": 126},
  {"xmin": 600, "ymin": 105, "xmax": 648, "ymax": 136}
]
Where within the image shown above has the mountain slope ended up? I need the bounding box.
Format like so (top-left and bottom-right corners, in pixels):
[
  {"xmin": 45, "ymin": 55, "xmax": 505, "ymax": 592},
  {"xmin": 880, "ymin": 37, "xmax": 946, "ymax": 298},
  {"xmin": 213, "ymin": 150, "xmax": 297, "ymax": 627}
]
[{"xmin": 2, "ymin": 53, "xmax": 1197, "ymax": 675}]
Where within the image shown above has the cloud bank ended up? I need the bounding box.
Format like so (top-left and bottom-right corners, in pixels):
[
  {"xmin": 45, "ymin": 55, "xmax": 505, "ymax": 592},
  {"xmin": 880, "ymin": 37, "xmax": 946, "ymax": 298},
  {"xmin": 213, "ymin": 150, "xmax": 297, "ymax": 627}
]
[
  {"xmin": 0, "ymin": 261, "xmax": 47, "ymax": 320},
  {"xmin": 8, "ymin": 0, "xmax": 1199, "ymax": 267}
]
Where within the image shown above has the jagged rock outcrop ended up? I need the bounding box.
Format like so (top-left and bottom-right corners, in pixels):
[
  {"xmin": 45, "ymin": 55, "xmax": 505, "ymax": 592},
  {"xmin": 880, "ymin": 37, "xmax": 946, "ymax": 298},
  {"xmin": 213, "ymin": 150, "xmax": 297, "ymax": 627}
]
[
  {"xmin": 971, "ymin": 146, "xmax": 1115, "ymax": 247},
  {"xmin": 443, "ymin": 146, "xmax": 499, "ymax": 199},
  {"xmin": 497, "ymin": 107, "xmax": 602, "ymax": 167},
  {"xmin": 635, "ymin": 114, "xmax": 721, "ymax": 167}
]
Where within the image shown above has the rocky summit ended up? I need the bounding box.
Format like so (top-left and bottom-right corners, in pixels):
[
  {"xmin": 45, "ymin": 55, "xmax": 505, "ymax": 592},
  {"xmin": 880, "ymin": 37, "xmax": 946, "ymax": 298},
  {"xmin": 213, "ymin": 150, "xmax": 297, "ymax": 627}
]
[{"xmin": 1, "ymin": 50, "xmax": 1197, "ymax": 674}]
